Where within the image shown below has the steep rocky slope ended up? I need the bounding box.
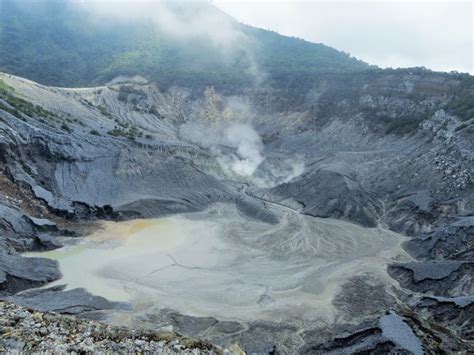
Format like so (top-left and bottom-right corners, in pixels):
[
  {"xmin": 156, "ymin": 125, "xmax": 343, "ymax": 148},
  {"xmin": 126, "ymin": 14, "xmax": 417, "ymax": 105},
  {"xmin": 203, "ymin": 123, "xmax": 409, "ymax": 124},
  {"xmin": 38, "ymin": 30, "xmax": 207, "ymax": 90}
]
[{"xmin": 0, "ymin": 69, "xmax": 473, "ymax": 353}]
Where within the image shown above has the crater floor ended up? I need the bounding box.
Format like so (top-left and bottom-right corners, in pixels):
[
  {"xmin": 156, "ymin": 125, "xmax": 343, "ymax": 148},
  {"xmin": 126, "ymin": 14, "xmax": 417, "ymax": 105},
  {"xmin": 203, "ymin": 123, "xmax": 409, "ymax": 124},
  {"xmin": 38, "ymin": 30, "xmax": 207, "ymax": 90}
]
[{"xmin": 28, "ymin": 203, "xmax": 409, "ymax": 326}]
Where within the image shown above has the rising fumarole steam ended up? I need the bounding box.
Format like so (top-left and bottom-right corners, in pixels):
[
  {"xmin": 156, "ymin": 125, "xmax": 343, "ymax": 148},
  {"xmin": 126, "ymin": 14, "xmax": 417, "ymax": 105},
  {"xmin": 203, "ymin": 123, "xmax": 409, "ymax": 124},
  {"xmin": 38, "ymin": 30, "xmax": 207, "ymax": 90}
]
[
  {"xmin": 180, "ymin": 122, "xmax": 264, "ymax": 177},
  {"xmin": 180, "ymin": 121, "xmax": 305, "ymax": 185},
  {"xmin": 218, "ymin": 123, "xmax": 264, "ymax": 176}
]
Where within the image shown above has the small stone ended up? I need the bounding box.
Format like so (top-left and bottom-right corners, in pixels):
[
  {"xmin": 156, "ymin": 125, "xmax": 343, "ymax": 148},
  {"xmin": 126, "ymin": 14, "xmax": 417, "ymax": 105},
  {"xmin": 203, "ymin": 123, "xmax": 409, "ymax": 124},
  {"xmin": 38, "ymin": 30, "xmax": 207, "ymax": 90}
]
[
  {"xmin": 0, "ymin": 326, "xmax": 13, "ymax": 335},
  {"xmin": 13, "ymin": 311, "xmax": 28, "ymax": 321},
  {"xmin": 134, "ymin": 339, "xmax": 146, "ymax": 346},
  {"xmin": 32, "ymin": 313, "xmax": 43, "ymax": 322}
]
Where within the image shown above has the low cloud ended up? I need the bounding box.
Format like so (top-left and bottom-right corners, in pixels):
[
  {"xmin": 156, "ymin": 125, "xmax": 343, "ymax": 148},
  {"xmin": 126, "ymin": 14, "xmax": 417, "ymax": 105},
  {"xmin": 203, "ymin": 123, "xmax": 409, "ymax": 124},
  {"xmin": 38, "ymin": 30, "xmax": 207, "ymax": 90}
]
[
  {"xmin": 216, "ymin": 0, "xmax": 473, "ymax": 74},
  {"xmin": 75, "ymin": 0, "xmax": 263, "ymax": 81}
]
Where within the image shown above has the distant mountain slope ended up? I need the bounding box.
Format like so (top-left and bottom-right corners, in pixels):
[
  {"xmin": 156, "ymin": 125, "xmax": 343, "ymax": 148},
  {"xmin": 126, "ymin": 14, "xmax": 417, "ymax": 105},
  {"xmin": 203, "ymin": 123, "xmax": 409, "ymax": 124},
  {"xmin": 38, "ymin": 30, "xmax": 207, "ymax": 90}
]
[{"xmin": 0, "ymin": 0, "xmax": 370, "ymax": 88}]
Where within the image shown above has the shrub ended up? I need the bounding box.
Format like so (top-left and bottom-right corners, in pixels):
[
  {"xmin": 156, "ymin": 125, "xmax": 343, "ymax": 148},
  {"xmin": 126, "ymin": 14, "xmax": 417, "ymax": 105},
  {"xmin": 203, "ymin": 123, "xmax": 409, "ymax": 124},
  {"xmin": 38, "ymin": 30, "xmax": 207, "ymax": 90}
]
[
  {"xmin": 107, "ymin": 128, "xmax": 122, "ymax": 137},
  {"xmin": 97, "ymin": 105, "xmax": 112, "ymax": 118},
  {"xmin": 61, "ymin": 123, "xmax": 72, "ymax": 132},
  {"xmin": 445, "ymin": 92, "xmax": 474, "ymax": 121},
  {"xmin": 107, "ymin": 125, "xmax": 142, "ymax": 140}
]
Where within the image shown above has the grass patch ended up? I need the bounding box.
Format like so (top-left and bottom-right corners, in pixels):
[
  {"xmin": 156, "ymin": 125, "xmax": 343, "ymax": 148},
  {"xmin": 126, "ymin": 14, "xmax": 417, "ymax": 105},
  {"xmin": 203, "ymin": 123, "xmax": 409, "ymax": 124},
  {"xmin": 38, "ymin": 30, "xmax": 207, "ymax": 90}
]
[
  {"xmin": 0, "ymin": 79, "xmax": 56, "ymax": 120},
  {"xmin": 0, "ymin": 79, "xmax": 15, "ymax": 95}
]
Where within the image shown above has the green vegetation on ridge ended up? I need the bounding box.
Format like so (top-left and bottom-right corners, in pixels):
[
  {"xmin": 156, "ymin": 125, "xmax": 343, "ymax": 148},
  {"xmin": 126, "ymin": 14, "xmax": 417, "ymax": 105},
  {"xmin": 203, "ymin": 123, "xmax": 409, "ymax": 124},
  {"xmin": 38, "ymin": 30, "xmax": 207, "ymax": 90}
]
[
  {"xmin": 0, "ymin": 78, "xmax": 55, "ymax": 120},
  {"xmin": 0, "ymin": 0, "xmax": 370, "ymax": 89}
]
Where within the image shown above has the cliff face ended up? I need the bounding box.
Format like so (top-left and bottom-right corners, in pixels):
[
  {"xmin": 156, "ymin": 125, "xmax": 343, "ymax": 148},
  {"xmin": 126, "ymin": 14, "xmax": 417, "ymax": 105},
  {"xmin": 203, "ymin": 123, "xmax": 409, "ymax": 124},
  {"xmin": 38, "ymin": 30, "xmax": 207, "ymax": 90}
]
[{"xmin": 0, "ymin": 70, "xmax": 473, "ymax": 353}]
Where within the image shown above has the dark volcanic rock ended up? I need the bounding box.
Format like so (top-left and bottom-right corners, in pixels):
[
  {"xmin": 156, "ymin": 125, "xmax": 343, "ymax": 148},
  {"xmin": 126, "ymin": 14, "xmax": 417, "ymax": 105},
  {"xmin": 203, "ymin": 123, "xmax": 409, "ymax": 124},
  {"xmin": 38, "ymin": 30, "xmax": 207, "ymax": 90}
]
[
  {"xmin": 231, "ymin": 321, "xmax": 300, "ymax": 355},
  {"xmin": 257, "ymin": 162, "xmax": 381, "ymax": 227},
  {"xmin": 300, "ymin": 310, "xmax": 471, "ymax": 354},
  {"xmin": 34, "ymin": 234, "xmax": 63, "ymax": 251},
  {"xmin": 6, "ymin": 286, "xmax": 130, "ymax": 315},
  {"xmin": 388, "ymin": 261, "xmax": 474, "ymax": 297},
  {"xmin": 413, "ymin": 296, "xmax": 474, "ymax": 342},
  {"xmin": 405, "ymin": 216, "xmax": 474, "ymax": 260},
  {"xmin": 377, "ymin": 312, "xmax": 423, "ymax": 355},
  {"xmin": 299, "ymin": 324, "xmax": 407, "ymax": 355},
  {"xmin": 0, "ymin": 253, "xmax": 60, "ymax": 295},
  {"xmin": 28, "ymin": 216, "xmax": 57, "ymax": 232},
  {"xmin": 0, "ymin": 202, "xmax": 62, "ymax": 252},
  {"xmin": 391, "ymin": 260, "xmax": 466, "ymax": 282},
  {"xmin": 0, "ymin": 205, "xmax": 35, "ymax": 238}
]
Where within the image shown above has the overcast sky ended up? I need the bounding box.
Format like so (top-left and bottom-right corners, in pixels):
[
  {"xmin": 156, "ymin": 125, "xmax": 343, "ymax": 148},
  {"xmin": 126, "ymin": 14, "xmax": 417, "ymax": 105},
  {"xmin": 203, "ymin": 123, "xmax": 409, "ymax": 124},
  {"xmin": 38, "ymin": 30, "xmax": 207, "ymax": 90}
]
[{"xmin": 214, "ymin": 0, "xmax": 473, "ymax": 74}]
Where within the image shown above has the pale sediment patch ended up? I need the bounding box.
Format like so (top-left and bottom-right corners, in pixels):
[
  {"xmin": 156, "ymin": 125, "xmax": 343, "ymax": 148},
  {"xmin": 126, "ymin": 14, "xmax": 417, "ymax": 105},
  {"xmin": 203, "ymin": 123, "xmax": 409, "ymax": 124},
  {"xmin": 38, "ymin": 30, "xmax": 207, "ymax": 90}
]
[{"xmin": 27, "ymin": 203, "xmax": 409, "ymax": 325}]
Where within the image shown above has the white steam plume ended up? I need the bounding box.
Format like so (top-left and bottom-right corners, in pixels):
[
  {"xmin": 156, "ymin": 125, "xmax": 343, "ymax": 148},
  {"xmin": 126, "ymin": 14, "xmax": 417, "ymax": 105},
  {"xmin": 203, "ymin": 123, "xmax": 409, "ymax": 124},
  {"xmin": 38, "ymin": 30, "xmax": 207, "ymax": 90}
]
[
  {"xmin": 181, "ymin": 122, "xmax": 264, "ymax": 177},
  {"xmin": 219, "ymin": 124, "xmax": 264, "ymax": 176}
]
